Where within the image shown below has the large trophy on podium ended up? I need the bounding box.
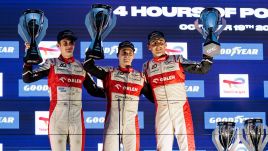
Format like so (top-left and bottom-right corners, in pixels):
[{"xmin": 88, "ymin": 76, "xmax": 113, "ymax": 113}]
[
  {"xmin": 212, "ymin": 121, "xmax": 240, "ymax": 151},
  {"xmin": 85, "ymin": 4, "xmax": 116, "ymax": 59},
  {"xmin": 195, "ymin": 8, "xmax": 226, "ymax": 57},
  {"xmin": 18, "ymin": 9, "xmax": 48, "ymax": 64},
  {"xmin": 240, "ymin": 118, "xmax": 268, "ymax": 151}
]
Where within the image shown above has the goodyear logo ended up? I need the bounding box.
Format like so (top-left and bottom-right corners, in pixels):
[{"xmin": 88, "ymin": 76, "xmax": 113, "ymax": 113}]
[
  {"xmin": 0, "ymin": 41, "xmax": 19, "ymax": 58},
  {"xmin": 84, "ymin": 111, "xmax": 144, "ymax": 129},
  {"xmin": 264, "ymin": 81, "xmax": 268, "ymax": 98},
  {"xmin": 80, "ymin": 42, "xmax": 143, "ymax": 59},
  {"xmin": 185, "ymin": 80, "xmax": 204, "ymax": 97},
  {"xmin": 204, "ymin": 112, "xmax": 266, "ymax": 129},
  {"xmin": 214, "ymin": 43, "xmax": 263, "ymax": 60},
  {"xmin": 0, "ymin": 111, "xmax": 19, "ymax": 129},
  {"xmin": 19, "ymin": 79, "xmax": 49, "ymax": 97}
]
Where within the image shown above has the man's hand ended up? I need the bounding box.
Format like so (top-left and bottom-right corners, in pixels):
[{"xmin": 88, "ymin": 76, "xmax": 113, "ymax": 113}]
[
  {"xmin": 25, "ymin": 42, "xmax": 30, "ymax": 49},
  {"xmin": 203, "ymin": 54, "xmax": 213, "ymax": 60}
]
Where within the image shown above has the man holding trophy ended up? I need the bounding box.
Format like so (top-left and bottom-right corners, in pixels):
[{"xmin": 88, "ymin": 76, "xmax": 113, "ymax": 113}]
[
  {"xmin": 18, "ymin": 9, "xmax": 47, "ymax": 65},
  {"xmin": 22, "ymin": 29, "xmax": 106, "ymax": 151},
  {"xmin": 84, "ymin": 41, "xmax": 154, "ymax": 151},
  {"xmin": 142, "ymin": 7, "xmax": 224, "ymax": 151},
  {"xmin": 19, "ymin": 9, "xmax": 105, "ymax": 151},
  {"xmin": 83, "ymin": 4, "xmax": 153, "ymax": 151}
]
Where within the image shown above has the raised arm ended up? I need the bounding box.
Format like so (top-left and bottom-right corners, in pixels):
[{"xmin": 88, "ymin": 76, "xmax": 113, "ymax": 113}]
[
  {"xmin": 179, "ymin": 54, "xmax": 213, "ymax": 74},
  {"xmin": 83, "ymin": 73, "xmax": 106, "ymax": 98},
  {"xmin": 22, "ymin": 59, "xmax": 51, "ymax": 83},
  {"xmin": 22, "ymin": 43, "xmax": 50, "ymax": 83},
  {"xmin": 83, "ymin": 58, "xmax": 108, "ymax": 80}
]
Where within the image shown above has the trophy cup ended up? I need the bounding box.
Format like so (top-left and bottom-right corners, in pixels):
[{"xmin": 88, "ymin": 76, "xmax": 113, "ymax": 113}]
[
  {"xmin": 212, "ymin": 121, "xmax": 240, "ymax": 151},
  {"xmin": 85, "ymin": 4, "xmax": 117, "ymax": 59},
  {"xmin": 240, "ymin": 118, "xmax": 268, "ymax": 151},
  {"xmin": 18, "ymin": 9, "xmax": 48, "ymax": 64},
  {"xmin": 194, "ymin": 8, "xmax": 226, "ymax": 57}
]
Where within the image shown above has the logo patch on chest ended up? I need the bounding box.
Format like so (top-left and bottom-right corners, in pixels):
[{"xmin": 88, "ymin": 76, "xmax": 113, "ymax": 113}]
[{"xmin": 58, "ymin": 63, "xmax": 68, "ymax": 70}]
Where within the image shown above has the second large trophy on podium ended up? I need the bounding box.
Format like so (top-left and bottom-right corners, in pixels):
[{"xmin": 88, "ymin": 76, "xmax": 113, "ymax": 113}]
[
  {"xmin": 240, "ymin": 119, "xmax": 268, "ymax": 151},
  {"xmin": 85, "ymin": 4, "xmax": 116, "ymax": 59}
]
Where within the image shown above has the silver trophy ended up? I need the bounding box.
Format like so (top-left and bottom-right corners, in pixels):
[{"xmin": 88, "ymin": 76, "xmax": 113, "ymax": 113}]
[
  {"xmin": 85, "ymin": 4, "xmax": 116, "ymax": 59},
  {"xmin": 195, "ymin": 8, "xmax": 226, "ymax": 57},
  {"xmin": 212, "ymin": 121, "xmax": 240, "ymax": 151},
  {"xmin": 240, "ymin": 118, "xmax": 268, "ymax": 151},
  {"xmin": 18, "ymin": 9, "xmax": 48, "ymax": 64}
]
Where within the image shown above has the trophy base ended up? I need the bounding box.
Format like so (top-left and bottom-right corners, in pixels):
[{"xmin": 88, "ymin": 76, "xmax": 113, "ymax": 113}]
[
  {"xmin": 24, "ymin": 54, "xmax": 43, "ymax": 65},
  {"xmin": 85, "ymin": 49, "xmax": 104, "ymax": 60},
  {"xmin": 203, "ymin": 42, "xmax": 221, "ymax": 57}
]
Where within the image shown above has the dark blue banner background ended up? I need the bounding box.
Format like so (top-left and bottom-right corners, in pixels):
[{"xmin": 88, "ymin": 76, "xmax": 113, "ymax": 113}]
[{"xmin": 0, "ymin": 0, "xmax": 267, "ymax": 150}]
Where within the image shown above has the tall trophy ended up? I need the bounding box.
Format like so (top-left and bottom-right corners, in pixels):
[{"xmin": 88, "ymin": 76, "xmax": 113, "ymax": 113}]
[
  {"xmin": 240, "ymin": 118, "xmax": 268, "ymax": 151},
  {"xmin": 195, "ymin": 8, "xmax": 226, "ymax": 57},
  {"xmin": 18, "ymin": 9, "xmax": 48, "ymax": 64},
  {"xmin": 85, "ymin": 4, "xmax": 117, "ymax": 59},
  {"xmin": 212, "ymin": 121, "xmax": 240, "ymax": 151}
]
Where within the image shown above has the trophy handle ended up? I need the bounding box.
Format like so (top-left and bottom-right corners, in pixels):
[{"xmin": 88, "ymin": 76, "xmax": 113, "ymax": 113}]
[
  {"xmin": 194, "ymin": 18, "xmax": 221, "ymax": 42},
  {"xmin": 212, "ymin": 128, "xmax": 224, "ymax": 151},
  {"xmin": 215, "ymin": 18, "xmax": 227, "ymax": 38},
  {"xmin": 101, "ymin": 13, "xmax": 116, "ymax": 40},
  {"xmin": 18, "ymin": 16, "xmax": 31, "ymax": 43},
  {"xmin": 229, "ymin": 128, "xmax": 241, "ymax": 151},
  {"xmin": 36, "ymin": 16, "xmax": 48, "ymax": 44},
  {"xmin": 239, "ymin": 128, "xmax": 253, "ymax": 150},
  {"xmin": 194, "ymin": 19, "xmax": 207, "ymax": 39},
  {"xmin": 260, "ymin": 126, "xmax": 268, "ymax": 151}
]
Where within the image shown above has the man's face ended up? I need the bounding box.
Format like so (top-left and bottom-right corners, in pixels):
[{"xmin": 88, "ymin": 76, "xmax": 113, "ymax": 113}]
[
  {"xmin": 118, "ymin": 48, "xmax": 134, "ymax": 68},
  {"xmin": 148, "ymin": 37, "xmax": 167, "ymax": 58},
  {"xmin": 57, "ymin": 38, "xmax": 75, "ymax": 58}
]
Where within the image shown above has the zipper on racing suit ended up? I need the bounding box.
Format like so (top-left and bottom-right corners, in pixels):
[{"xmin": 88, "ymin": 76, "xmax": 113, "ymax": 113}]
[
  {"xmin": 67, "ymin": 63, "xmax": 72, "ymax": 139},
  {"xmin": 158, "ymin": 59, "xmax": 173, "ymax": 124},
  {"xmin": 122, "ymin": 71, "xmax": 129, "ymax": 147},
  {"xmin": 117, "ymin": 70, "xmax": 129, "ymax": 150}
]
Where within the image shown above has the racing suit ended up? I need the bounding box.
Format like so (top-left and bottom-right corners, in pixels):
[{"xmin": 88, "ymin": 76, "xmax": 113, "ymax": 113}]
[
  {"xmin": 143, "ymin": 54, "xmax": 213, "ymax": 151},
  {"xmin": 84, "ymin": 58, "xmax": 153, "ymax": 151},
  {"xmin": 22, "ymin": 55, "xmax": 105, "ymax": 151}
]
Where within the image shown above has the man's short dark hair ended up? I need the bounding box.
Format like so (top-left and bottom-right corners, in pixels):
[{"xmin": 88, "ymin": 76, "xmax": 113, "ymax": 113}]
[
  {"xmin": 148, "ymin": 31, "xmax": 165, "ymax": 42},
  {"xmin": 57, "ymin": 29, "xmax": 77, "ymax": 43},
  {"xmin": 118, "ymin": 41, "xmax": 135, "ymax": 53}
]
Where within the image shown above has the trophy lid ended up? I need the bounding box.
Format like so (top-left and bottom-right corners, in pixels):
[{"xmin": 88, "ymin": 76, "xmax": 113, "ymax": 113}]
[
  {"xmin": 24, "ymin": 9, "xmax": 44, "ymax": 15},
  {"xmin": 92, "ymin": 4, "xmax": 112, "ymax": 10},
  {"xmin": 200, "ymin": 8, "xmax": 220, "ymax": 17},
  {"xmin": 217, "ymin": 121, "xmax": 235, "ymax": 127},
  {"xmin": 244, "ymin": 118, "xmax": 263, "ymax": 125}
]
